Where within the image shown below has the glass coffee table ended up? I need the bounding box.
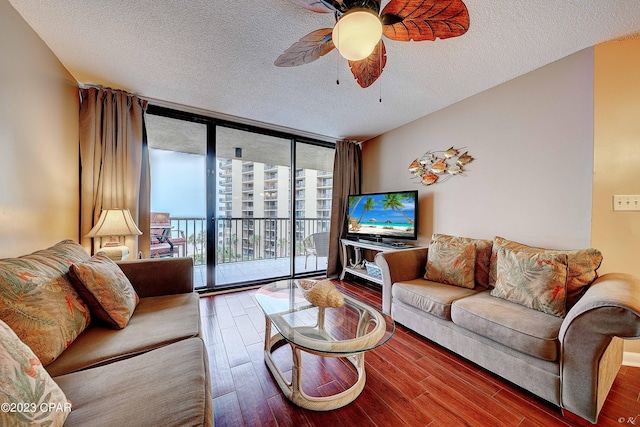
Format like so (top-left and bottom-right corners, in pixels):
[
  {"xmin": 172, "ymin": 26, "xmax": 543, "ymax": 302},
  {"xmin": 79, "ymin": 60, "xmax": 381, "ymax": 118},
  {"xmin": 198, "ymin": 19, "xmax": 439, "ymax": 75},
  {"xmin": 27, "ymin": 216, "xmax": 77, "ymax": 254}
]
[{"xmin": 255, "ymin": 280, "xmax": 395, "ymax": 411}]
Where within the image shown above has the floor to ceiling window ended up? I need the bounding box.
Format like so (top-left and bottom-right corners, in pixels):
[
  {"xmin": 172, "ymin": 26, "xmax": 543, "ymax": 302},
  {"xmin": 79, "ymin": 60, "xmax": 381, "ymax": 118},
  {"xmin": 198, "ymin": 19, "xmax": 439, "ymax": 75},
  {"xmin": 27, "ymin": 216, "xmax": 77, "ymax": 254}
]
[{"xmin": 146, "ymin": 105, "xmax": 334, "ymax": 291}]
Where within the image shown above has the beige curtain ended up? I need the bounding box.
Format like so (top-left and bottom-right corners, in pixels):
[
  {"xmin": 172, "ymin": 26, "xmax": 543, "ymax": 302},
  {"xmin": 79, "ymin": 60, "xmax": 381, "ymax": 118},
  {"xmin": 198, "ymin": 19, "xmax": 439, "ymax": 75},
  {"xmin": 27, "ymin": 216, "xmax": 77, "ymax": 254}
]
[
  {"xmin": 79, "ymin": 87, "xmax": 150, "ymax": 258},
  {"xmin": 327, "ymin": 140, "xmax": 362, "ymax": 278}
]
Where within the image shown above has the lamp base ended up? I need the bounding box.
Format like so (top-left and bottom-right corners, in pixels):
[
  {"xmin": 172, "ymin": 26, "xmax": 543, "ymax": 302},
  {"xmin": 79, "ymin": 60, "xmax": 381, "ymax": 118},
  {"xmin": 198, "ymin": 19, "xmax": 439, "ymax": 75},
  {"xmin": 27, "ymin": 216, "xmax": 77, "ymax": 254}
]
[{"xmin": 97, "ymin": 245, "xmax": 130, "ymax": 261}]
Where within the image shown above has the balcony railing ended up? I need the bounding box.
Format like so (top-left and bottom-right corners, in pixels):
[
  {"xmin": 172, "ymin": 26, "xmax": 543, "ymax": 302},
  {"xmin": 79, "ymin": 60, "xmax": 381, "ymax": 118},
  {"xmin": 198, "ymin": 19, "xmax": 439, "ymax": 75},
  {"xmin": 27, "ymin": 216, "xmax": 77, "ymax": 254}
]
[{"xmin": 169, "ymin": 216, "xmax": 331, "ymax": 266}]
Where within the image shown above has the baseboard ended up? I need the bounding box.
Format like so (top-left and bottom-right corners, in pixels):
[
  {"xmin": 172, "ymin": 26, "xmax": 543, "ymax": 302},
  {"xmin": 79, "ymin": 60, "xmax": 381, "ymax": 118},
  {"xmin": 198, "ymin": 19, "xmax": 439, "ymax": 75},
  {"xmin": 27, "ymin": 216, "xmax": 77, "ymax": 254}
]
[{"xmin": 623, "ymin": 351, "xmax": 640, "ymax": 367}]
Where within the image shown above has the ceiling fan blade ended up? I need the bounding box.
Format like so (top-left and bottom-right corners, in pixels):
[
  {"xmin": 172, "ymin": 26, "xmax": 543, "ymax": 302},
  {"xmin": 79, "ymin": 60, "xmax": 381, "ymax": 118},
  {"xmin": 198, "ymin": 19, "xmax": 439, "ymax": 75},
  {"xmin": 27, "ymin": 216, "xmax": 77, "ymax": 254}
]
[
  {"xmin": 348, "ymin": 40, "xmax": 387, "ymax": 88},
  {"xmin": 274, "ymin": 28, "xmax": 335, "ymax": 67},
  {"xmin": 290, "ymin": 0, "xmax": 342, "ymax": 13},
  {"xmin": 381, "ymin": 0, "xmax": 469, "ymax": 42}
]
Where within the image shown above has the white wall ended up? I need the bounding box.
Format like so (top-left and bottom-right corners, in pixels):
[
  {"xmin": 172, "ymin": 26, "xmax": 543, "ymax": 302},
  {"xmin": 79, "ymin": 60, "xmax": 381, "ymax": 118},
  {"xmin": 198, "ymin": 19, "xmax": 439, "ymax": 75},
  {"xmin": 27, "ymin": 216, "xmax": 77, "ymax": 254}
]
[
  {"xmin": 363, "ymin": 48, "xmax": 594, "ymax": 250},
  {"xmin": 0, "ymin": 0, "xmax": 80, "ymax": 257}
]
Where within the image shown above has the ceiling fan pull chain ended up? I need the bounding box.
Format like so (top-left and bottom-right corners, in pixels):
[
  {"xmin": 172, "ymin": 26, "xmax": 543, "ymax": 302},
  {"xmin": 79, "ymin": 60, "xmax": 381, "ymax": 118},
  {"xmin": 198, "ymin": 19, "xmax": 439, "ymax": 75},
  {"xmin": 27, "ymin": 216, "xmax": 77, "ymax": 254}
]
[
  {"xmin": 336, "ymin": 16, "xmax": 341, "ymax": 85},
  {"xmin": 379, "ymin": 44, "xmax": 383, "ymax": 102}
]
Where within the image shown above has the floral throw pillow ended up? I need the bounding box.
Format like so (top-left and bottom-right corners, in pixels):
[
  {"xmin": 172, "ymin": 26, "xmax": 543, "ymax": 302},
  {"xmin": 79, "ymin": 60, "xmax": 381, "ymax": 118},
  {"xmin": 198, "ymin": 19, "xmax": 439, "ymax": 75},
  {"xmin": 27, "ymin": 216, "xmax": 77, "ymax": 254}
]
[
  {"xmin": 0, "ymin": 241, "xmax": 92, "ymax": 366},
  {"xmin": 490, "ymin": 246, "xmax": 568, "ymax": 317},
  {"xmin": 0, "ymin": 320, "xmax": 71, "ymax": 427},
  {"xmin": 431, "ymin": 234, "xmax": 492, "ymax": 288},
  {"xmin": 69, "ymin": 253, "xmax": 139, "ymax": 329},
  {"xmin": 425, "ymin": 239, "xmax": 476, "ymax": 289},
  {"xmin": 489, "ymin": 236, "xmax": 603, "ymax": 308}
]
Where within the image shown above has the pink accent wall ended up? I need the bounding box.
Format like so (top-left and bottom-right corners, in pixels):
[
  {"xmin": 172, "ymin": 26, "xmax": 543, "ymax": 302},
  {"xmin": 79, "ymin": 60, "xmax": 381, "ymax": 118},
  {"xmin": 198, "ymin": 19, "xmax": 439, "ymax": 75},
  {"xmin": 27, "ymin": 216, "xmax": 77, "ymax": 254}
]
[
  {"xmin": 593, "ymin": 39, "xmax": 640, "ymax": 355},
  {"xmin": 0, "ymin": 0, "xmax": 80, "ymax": 257}
]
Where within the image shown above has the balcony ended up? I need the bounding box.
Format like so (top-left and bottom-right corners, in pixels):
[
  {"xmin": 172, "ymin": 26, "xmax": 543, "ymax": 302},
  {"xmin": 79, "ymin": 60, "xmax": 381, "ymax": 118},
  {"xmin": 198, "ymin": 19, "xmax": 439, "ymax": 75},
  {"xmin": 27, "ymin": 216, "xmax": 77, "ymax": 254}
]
[
  {"xmin": 317, "ymin": 178, "xmax": 333, "ymax": 188},
  {"xmin": 167, "ymin": 216, "xmax": 331, "ymax": 288}
]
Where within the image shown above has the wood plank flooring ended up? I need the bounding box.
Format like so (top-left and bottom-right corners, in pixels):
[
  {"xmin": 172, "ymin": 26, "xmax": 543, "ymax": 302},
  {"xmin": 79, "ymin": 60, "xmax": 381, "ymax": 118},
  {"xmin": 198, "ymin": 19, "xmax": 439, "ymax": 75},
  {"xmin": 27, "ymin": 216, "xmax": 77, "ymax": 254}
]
[{"xmin": 199, "ymin": 279, "xmax": 640, "ymax": 427}]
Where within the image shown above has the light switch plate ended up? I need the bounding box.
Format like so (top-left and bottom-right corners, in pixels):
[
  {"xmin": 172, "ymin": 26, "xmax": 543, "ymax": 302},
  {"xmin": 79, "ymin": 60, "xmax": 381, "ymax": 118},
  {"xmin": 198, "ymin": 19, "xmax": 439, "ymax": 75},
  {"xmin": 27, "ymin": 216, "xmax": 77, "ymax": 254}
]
[{"xmin": 613, "ymin": 195, "xmax": 640, "ymax": 211}]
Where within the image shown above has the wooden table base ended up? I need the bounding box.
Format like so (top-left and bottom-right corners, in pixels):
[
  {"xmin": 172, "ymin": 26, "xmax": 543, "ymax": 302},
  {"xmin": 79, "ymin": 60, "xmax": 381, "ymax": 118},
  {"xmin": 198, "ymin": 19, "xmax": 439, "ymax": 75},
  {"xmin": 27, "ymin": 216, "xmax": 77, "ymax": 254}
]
[{"xmin": 263, "ymin": 317, "xmax": 366, "ymax": 411}]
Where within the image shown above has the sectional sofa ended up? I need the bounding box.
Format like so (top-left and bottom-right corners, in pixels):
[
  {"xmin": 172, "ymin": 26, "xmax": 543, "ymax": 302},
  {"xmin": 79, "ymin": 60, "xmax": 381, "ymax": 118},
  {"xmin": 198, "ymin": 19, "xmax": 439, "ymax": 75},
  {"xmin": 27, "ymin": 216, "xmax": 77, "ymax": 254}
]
[
  {"xmin": 376, "ymin": 234, "xmax": 640, "ymax": 424},
  {"xmin": 0, "ymin": 240, "xmax": 213, "ymax": 426}
]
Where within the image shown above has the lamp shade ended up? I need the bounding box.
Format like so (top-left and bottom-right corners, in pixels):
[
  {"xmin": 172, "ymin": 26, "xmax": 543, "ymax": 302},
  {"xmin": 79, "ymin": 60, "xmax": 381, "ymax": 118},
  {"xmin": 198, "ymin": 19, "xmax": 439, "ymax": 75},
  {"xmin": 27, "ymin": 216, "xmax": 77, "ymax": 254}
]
[
  {"xmin": 86, "ymin": 208, "xmax": 142, "ymax": 239},
  {"xmin": 332, "ymin": 9, "xmax": 382, "ymax": 61}
]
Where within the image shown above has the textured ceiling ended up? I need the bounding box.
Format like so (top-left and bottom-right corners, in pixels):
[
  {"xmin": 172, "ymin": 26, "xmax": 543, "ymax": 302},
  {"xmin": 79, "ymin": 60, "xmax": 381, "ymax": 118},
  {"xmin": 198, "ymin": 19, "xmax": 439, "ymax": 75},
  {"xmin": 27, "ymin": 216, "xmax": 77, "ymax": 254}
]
[{"xmin": 8, "ymin": 0, "xmax": 640, "ymax": 142}]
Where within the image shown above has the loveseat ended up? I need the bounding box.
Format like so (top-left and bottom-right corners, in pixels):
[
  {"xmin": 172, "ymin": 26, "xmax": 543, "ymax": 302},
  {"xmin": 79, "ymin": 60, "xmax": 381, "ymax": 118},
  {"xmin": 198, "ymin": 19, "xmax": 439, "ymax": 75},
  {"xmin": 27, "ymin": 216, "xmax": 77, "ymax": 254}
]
[
  {"xmin": 376, "ymin": 234, "xmax": 640, "ymax": 424},
  {"xmin": 0, "ymin": 240, "xmax": 213, "ymax": 426}
]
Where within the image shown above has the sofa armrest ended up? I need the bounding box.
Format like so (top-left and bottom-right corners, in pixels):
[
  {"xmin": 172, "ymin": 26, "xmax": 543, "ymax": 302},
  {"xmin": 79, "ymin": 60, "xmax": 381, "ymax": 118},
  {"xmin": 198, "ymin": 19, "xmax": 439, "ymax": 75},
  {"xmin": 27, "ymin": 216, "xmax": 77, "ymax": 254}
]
[
  {"xmin": 558, "ymin": 273, "xmax": 640, "ymax": 422},
  {"xmin": 376, "ymin": 247, "xmax": 428, "ymax": 315},
  {"xmin": 117, "ymin": 257, "xmax": 194, "ymax": 298}
]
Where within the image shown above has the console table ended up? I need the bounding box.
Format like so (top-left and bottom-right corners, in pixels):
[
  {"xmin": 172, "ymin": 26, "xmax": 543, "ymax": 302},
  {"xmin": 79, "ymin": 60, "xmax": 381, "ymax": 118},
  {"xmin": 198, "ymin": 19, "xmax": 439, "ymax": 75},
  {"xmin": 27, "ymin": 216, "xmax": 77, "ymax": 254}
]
[{"xmin": 340, "ymin": 239, "xmax": 413, "ymax": 285}]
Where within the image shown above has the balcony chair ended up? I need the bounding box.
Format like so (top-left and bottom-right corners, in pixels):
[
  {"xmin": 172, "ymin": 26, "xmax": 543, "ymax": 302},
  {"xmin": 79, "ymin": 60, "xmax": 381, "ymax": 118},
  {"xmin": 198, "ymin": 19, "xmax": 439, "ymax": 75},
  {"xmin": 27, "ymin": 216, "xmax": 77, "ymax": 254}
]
[
  {"xmin": 303, "ymin": 232, "xmax": 330, "ymax": 269},
  {"xmin": 150, "ymin": 212, "xmax": 187, "ymax": 258}
]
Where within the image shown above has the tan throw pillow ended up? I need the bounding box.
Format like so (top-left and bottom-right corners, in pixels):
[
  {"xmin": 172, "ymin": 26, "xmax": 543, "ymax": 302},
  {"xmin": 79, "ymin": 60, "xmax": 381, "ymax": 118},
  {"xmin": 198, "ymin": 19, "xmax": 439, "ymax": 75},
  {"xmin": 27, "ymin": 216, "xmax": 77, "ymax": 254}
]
[
  {"xmin": 489, "ymin": 236, "xmax": 602, "ymax": 308},
  {"xmin": 0, "ymin": 241, "xmax": 92, "ymax": 365},
  {"xmin": 425, "ymin": 239, "xmax": 476, "ymax": 289},
  {"xmin": 0, "ymin": 319, "xmax": 71, "ymax": 426},
  {"xmin": 431, "ymin": 234, "xmax": 492, "ymax": 288},
  {"xmin": 490, "ymin": 246, "xmax": 568, "ymax": 317},
  {"xmin": 70, "ymin": 253, "xmax": 139, "ymax": 329}
]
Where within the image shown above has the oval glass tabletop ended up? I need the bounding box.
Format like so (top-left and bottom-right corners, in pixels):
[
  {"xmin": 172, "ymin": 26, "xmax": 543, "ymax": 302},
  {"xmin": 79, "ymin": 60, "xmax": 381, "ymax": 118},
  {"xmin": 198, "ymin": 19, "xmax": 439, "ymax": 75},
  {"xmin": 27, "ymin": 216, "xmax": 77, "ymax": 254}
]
[{"xmin": 255, "ymin": 280, "xmax": 395, "ymax": 355}]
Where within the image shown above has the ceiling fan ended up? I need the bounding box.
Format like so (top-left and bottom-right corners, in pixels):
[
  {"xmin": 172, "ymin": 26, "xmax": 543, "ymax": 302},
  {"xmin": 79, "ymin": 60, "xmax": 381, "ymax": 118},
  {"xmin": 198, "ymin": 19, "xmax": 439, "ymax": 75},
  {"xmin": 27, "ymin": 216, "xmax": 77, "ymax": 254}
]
[{"xmin": 275, "ymin": 0, "xmax": 470, "ymax": 88}]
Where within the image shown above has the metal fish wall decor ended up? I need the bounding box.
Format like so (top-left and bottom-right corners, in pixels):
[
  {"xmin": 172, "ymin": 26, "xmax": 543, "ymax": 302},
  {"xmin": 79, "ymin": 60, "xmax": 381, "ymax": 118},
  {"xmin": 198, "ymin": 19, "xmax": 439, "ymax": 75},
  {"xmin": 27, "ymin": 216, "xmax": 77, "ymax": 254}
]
[{"xmin": 408, "ymin": 147, "xmax": 474, "ymax": 186}]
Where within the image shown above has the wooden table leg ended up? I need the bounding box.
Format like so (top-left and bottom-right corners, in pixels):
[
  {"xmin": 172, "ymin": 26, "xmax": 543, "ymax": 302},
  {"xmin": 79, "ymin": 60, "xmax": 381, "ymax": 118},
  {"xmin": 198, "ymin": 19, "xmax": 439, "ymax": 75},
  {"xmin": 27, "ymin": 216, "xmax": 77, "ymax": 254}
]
[{"xmin": 263, "ymin": 314, "xmax": 368, "ymax": 411}]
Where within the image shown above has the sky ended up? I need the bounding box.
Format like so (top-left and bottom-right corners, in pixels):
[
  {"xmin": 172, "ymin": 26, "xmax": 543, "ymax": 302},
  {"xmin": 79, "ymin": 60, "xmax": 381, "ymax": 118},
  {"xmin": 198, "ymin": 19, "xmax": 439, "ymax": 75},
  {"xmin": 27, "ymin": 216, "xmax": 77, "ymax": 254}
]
[{"xmin": 150, "ymin": 149, "xmax": 206, "ymax": 218}]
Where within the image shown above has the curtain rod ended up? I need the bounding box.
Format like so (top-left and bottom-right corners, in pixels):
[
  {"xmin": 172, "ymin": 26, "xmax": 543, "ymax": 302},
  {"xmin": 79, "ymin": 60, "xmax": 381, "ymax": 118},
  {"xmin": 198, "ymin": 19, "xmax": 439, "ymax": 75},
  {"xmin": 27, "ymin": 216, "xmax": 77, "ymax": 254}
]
[{"xmin": 77, "ymin": 83, "xmax": 338, "ymax": 144}]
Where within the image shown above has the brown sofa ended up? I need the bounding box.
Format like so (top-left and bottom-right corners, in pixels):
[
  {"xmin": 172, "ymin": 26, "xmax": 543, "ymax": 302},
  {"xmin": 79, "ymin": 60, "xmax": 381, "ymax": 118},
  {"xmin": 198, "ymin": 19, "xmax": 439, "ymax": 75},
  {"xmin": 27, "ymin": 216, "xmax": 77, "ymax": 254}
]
[
  {"xmin": 377, "ymin": 240, "xmax": 640, "ymax": 424},
  {"xmin": 0, "ymin": 243, "xmax": 213, "ymax": 426}
]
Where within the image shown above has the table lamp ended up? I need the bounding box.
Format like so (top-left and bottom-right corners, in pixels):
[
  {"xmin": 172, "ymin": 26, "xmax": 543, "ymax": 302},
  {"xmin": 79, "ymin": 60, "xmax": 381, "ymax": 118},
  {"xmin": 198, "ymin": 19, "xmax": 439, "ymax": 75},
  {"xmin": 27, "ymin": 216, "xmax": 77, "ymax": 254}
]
[{"xmin": 86, "ymin": 208, "xmax": 142, "ymax": 260}]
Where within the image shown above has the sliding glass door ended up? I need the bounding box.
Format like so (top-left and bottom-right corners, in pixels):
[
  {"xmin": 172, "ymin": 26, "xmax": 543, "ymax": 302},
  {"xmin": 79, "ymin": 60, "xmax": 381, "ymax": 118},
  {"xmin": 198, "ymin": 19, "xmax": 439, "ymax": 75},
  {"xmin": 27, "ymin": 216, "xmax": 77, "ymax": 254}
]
[
  {"xmin": 146, "ymin": 106, "xmax": 334, "ymax": 291},
  {"xmin": 214, "ymin": 127, "xmax": 292, "ymax": 285},
  {"xmin": 146, "ymin": 113, "xmax": 208, "ymax": 288},
  {"xmin": 293, "ymin": 142, "xmax": 334, "ymax": 272}
]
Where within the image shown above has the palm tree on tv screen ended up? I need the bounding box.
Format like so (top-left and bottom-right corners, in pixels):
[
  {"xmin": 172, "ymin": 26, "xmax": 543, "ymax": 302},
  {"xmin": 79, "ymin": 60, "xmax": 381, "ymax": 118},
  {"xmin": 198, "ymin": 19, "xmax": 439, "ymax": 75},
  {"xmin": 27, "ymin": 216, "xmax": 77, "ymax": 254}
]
[
  {"xmin": 348, "ymin": 195, "xmax": 363, "ymax": 219},
  {"xmin": 381, "ymin": 193, "xmax": 414, "ymax": 224},
  {"xmin": 358, "ymin": 197, "xmax": 376, "ymax": 223}
]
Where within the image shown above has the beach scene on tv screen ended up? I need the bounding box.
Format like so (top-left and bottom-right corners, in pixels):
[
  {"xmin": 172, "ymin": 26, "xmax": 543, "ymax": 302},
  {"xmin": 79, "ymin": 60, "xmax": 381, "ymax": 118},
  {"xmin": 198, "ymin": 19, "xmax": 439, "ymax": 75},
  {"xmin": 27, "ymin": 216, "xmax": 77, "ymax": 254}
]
[{"xmin": 348, "ymin": 193, "xmax": 416, "ymax": 238}]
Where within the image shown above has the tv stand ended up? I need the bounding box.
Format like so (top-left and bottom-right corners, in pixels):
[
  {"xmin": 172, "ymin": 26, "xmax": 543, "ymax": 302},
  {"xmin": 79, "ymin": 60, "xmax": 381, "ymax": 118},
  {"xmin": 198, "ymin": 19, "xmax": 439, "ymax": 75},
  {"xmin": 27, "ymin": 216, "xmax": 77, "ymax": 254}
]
[{"xmin": 339, "ymin": 238, "xmax": 413, "ymax": 285}]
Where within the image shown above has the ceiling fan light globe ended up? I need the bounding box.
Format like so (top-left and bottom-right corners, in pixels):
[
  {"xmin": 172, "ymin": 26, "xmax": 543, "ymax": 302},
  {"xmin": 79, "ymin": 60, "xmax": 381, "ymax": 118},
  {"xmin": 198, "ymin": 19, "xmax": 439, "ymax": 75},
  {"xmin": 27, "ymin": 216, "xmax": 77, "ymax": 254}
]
[{"xmin": 332, "ymin": 9, "xmax": 382, "ymax": 61}]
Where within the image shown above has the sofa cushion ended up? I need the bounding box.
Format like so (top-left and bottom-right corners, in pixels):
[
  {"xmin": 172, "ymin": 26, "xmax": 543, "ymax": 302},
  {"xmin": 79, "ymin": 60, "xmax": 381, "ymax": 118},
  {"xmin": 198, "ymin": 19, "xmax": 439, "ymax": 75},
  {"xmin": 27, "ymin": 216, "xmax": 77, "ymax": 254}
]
[
  {"xmin": 0, "ymin": 319, "xmax": 71, "ymax": 427},
  {"xmin": 451, "ymin": 291, "xmax": 564, "ymax": 361},
  {"xmin": 425, "ymin": 239, "xmax": 476, "ymax": 289},
  {"xmin": 24, "ymin": 239, "xmax": 91, "ymax": 273},
  {"xmin": 392, "ymin": 279, "xmax": 479, "ymax": 320},
  {"xmin": 490, "ymin": 246, "xmax": 568, "ymax": 318},
  {"xmin": 53, "ymin": 338, "xmax": 210, "ymax": 427},
  {"xmin": 431, "ymin": 234, "xmax": 493, "ymax": 287},
  {"xmin": 69, "ymin": 253, "xmax": 139, "ymax": 329},
  {"xmin": 45, "ymin": 293, "xmax": 200, "ymax": 377},
  {"xmin": 490, "ymin": 236, "xmax": 603, "ymax": 308},
  {"xmin": 0, "ymin": 240, "xmax": 92, "ymax": 365}
]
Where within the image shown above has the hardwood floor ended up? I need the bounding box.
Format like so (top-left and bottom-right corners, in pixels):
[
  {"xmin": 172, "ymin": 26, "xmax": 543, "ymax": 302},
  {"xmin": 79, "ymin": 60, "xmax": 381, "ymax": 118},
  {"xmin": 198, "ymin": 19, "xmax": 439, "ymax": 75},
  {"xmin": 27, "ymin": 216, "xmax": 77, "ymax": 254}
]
[{"xmin": 199, "ymin": 279, "xmax": 640, "ymax": 427}]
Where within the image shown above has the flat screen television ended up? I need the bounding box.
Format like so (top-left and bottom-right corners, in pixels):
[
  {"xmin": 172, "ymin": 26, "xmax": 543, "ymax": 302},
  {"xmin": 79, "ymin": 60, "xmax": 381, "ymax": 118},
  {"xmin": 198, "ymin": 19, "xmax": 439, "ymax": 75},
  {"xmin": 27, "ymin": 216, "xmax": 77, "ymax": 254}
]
[{"xmin": 347, "ymin": 190, "xmax": 418, "ymax": 242}]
